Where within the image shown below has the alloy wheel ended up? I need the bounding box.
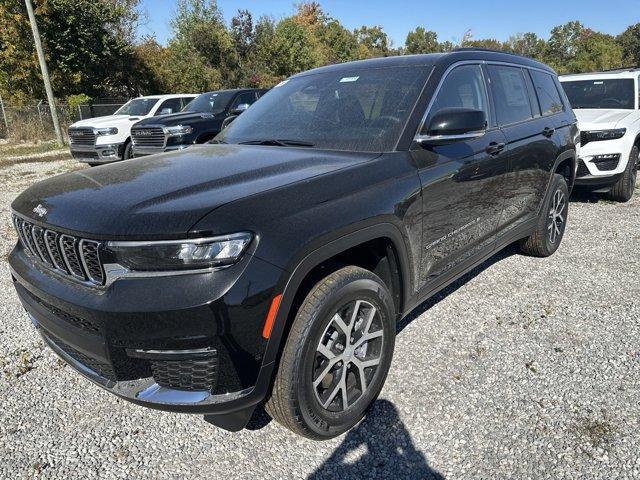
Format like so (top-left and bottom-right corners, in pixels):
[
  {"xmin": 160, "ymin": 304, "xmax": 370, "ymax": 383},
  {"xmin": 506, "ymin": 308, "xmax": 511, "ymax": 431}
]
[
  {"xmin": 547, "ymin": 189, "xmax": 566, "ymax": 244},
  {"xmin": 312, "ymin": 300, "xmax": 384, "ymax": 412}
]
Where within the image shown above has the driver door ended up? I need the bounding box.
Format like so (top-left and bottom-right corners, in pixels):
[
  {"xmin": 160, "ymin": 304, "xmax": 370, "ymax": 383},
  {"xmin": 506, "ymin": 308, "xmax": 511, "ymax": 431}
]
[{"xmin": 411, "ymin": 63, "xmax": 509, "ymax": 287}]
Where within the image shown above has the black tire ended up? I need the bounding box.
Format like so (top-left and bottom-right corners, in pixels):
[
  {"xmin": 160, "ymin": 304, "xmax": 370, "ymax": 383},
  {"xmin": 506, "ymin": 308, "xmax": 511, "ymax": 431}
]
[
  {"xmin": 122, "ymin": 141, "xmax": 133, "ymax": 160},
  {"xmin": 265, "ymin": 266, "xmax": 396, "ymax": 440},
  {"xmin": 607, "ymin": 145, "xmax": 638, "ymax": 202},
  {"xmin": 519, "ymin": 173, "xmax": 569, "ymax": 257}
]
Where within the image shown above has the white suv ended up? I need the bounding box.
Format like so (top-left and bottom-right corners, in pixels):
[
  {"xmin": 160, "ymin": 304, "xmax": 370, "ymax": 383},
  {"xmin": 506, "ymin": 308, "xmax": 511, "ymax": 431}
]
[
  {"xmin": 560, "ymin": 70, "xmax": 639, "ymax": 201},
  {"xmin": 67, "ymin": 94, "xmax": 196, "ymax": 165}
]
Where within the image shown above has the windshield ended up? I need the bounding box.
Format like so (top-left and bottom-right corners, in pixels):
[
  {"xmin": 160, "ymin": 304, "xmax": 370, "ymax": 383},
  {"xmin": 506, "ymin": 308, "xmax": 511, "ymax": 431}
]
[
  {"xmin": 114, "ymin": 98, "xmax": 158, "ymax": 116},
  {"xmin": 217, "ymin": 66, "xmax": 431, "ymax": 152},
  {"xmin": 182, "ymin": 91, "xmax": 235, "ymax": 114},
  {"xmin": 561, "ymin": 79, "xmax": 636, "ymax": 110}
]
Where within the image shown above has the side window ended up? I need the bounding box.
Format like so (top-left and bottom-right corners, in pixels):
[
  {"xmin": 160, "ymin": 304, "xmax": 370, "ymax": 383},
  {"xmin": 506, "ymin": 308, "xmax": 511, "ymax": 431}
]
[
  {"xmin": 523, "ymin": 70, "xmax": 541, "ymax": 117},
  {"xmin": 428, "ymin": 64, "xmax": 488, "ymax": 122},
  {"xmin": 230, "ymin": 92, "xmax": 258, "ymax": 111},
  {"xmin": 530, "ymin": 70, "xmax": 564, "ymax": 116},
  {"xmin": 487, "ymin": 65, "xmax": 532, "ymax": 126},
  {"xmin": 180, "ymin": 97, "xmax": 195, "ymax": 109},
  {"xmin": 156, "ymin": 98, "xmax": 182, "ymax": 115}
]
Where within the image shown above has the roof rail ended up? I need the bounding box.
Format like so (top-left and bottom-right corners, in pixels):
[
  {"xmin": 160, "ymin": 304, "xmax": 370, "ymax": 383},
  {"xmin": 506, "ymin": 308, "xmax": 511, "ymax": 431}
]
[{"xmin": 562, "ymin": 67, "xmax": 640, "ymax": 76}]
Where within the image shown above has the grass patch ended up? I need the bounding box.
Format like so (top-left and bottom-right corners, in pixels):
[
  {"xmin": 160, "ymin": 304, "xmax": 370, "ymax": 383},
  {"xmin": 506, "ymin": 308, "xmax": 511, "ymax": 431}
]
[{"xmin": 0, "ymin": 140, "xmax": 64, "ymax": 158}]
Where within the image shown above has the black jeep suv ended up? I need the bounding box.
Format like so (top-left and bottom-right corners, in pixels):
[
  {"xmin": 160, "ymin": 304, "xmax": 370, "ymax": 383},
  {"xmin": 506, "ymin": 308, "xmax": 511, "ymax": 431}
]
[
  {"xmin": 10, "ymin": 50, "xmax": 577, "ymax": 440},
  {"xmin": 131, "ymin": 88, "xmax": 267, "ymax": 157}
]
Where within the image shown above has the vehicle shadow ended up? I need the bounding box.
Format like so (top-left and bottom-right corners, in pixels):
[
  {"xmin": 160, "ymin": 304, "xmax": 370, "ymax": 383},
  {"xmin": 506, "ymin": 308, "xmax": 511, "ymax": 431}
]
[
  {"xmin": 397, "ymin": 242, "xmax": 520, "ymax": 334},
  {"xmin": 569, "ymin": 187, "xmax": 608, "ymax": 203},
  {"xmin": 307, "ymin": 399, "xmax": 444, "ymax": 480}
]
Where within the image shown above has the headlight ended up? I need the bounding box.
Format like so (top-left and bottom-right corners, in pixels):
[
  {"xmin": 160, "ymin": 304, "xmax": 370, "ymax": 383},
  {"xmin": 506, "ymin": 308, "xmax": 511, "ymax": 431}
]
[
  {"xmin": 95, "ymin": 127, "xmax": 118, "ymax": 136},
  {"xmin": 582, "ymin": 128, "xmax": 626, "ymax": 144},
  {"xmin": 164, "ymin": 125, "xmax": 193, "ymax": 137},
  {"xmin": 105, "ymin": 232, "xmax": 252, "ymax": 271}
]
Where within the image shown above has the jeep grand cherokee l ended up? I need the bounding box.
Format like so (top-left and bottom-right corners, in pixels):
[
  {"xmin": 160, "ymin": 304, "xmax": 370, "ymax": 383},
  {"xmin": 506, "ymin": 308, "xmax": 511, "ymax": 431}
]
[
  {"xmin": 560, "ymin": 69, "xmax": 640, "ymax": 202},
  {"xmin": 9, "ymin": 50, "xmax": 577, "ymax": 440},
  {"xmin": 131, "ymin": 89, "xmax": 266, "ymax": 157}
]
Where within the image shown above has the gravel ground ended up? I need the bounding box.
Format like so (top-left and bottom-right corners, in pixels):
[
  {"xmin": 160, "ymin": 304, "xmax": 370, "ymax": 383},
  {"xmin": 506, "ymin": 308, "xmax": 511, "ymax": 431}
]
[{"xmin": 1, "ymin": 157, "xmax": 639, "ymax": 479}]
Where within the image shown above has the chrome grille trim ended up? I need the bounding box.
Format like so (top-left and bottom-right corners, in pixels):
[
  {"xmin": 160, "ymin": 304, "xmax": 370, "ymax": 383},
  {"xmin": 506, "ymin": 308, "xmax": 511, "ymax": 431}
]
[
  {"xmin": 59, "ymin": 234, "xmax": 86, "ymax": 280},
  {"xmin": 31, "ymin": 226, "xmax": 53, "ymax": 267},
  {"xmin": 79, "ymin": 239, "xmax": 105, "ymax": 285},
  {"xmin": 68, "ymin": 127, "xmax": 96, "ymax": 146},
  {"xmin": 44, "ymin": 230, "xmax": 69, "ymax": 273},
  {"xmin": 131, "ymin": 126, "xmax": 167, "ymax": 150},
  {"xmin": 12, "ymin": 215, "xmax": 105, "ymax": 286}
]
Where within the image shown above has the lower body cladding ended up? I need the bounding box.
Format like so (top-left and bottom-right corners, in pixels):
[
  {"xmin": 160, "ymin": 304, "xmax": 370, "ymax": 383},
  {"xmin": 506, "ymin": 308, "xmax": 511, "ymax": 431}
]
[
  {"xmin": 9, "ymin": 246, "xmax": 285, "ymax": 431},
  {"xmin": 70, "ymin": 143, "xmax": 125, "ymax": 164}
]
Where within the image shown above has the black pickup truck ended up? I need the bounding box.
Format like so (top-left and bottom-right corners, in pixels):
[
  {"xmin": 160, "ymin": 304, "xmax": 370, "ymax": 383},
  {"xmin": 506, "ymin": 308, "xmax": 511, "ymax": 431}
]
[
  {"xmin": 130, "ymin": 88, "xmax": 267, "ymax": 157},
  {"xmin": 10, "ymin": 50, "xmax": 577, "ymax": 440}
]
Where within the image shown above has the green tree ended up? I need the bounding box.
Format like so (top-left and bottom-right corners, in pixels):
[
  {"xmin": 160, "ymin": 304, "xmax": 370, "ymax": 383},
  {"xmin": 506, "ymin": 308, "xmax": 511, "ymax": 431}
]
[
  {"xmin": 405, "ymin": 27, "xmax": 440, "ymax": 54},
  {"xmin": 617, "ymin": 23, "xmax": 640, "ymax": 67},
  {"xmin": 545, "ymin": 21, "xmax": 584, "ymax": 70},
  {"xmin": 568, "ymin": 30, "xmax": 623, "ymax": 73},
  {"xmin": 504, "ymin": 32, "xmax": 546, "ymax": 60},
  {"xmin": 354, "ymin": 25, "xmax": 391, "ymax": 58},
  {"xmin": 268, "ymin": 17, "xmax": 319, "ymax": 77}
]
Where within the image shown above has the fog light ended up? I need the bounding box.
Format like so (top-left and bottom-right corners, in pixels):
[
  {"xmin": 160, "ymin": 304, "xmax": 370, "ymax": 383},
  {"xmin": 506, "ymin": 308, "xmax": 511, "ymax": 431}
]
[
  {"xmin": 101, "ymin": 149, "xmax": 116, "ymax": 157},
  {"xmin": 592, "ymin": 154, "xmax": 620, "ymax": 161}
]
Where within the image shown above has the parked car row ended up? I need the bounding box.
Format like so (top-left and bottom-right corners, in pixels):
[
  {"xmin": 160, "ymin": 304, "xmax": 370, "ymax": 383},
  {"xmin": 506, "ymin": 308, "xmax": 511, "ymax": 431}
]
[
  {"xmin": 67, "ymin": 89, "xmax": 266, "ymax": 165},
  {"xmin": 8, "ymin": 49, "xmax": 638, "ymax": 442}
]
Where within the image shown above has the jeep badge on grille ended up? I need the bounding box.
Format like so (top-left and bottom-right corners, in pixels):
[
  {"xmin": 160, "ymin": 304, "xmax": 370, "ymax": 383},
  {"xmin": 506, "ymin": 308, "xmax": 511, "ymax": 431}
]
[{"xmin": 33, "ymin": 204, "xmax": 47, "ymax": 217}]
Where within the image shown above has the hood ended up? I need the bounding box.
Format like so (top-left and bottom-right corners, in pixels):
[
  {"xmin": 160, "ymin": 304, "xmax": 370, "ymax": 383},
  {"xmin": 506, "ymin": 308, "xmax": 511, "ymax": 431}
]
[
  {"xmin": 133, "ymin": 111, "xmax": 221, "ymax": 127},
  {"xmin": 69, "ymin": 115, "xmax": 142, "ymax": 128},
  {"xmin": 573, "ymin": 109, "xmax": 634, "ymax": 130},
  {"xmin": 12, "ymin": 144, "xmax": 377, "ymax": 239}
]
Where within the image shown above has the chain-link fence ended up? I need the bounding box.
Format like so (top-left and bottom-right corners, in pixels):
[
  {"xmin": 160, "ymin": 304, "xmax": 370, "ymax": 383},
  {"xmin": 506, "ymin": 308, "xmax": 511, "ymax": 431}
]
[{"xmin": 0, "ymin": 98, "xmax": 126, "ymax": 143}]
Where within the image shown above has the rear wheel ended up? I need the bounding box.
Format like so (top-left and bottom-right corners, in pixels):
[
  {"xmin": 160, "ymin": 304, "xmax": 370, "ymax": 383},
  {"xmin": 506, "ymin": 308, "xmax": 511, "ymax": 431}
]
[
  {"xmin": 265, "ymin": 266, "xmax": 395, "ymax": 440},
  {"xmin": 607, "ymin": 146, "xmax": 638, "ymax": 202},
  {"xmin": 519, "ymin": 173, "xmax": 569, "ymax": 257}
]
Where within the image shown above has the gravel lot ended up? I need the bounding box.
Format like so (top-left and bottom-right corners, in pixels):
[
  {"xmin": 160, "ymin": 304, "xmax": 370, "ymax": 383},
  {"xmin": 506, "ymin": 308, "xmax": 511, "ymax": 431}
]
[{"xmin": 1, "ymin": 156, "xmax": 639, "ymax": 479}]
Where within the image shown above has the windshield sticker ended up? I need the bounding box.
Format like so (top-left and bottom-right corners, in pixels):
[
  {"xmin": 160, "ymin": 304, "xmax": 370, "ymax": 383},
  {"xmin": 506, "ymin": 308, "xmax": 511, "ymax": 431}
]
[
  {"xmin": 593, "ymin": 81, "xmax": 604, "ymax": 85},
  {"xmin": 274, "ymin": 79, "xmax": 290, "ymax": 88},
  {"xmin": 339, "ymin": 76, "xmax": 360, "ymax": 83}
]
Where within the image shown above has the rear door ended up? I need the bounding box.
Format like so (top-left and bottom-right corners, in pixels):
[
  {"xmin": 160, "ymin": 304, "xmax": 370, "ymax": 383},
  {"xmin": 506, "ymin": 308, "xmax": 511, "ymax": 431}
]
[
  {"xmin": 412, "ymin": 63, "xmax": 508, "ymax": 286},
  {"xmin": 486, "ymin": 64, "xmax": 560, "ymax": 231}
]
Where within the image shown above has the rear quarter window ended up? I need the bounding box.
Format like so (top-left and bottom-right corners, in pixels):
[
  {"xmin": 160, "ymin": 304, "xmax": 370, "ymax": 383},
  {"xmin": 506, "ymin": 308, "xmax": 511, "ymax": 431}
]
[{"xmin": 530, "ymin": 70, "xmax": 564, "ymax": 116}]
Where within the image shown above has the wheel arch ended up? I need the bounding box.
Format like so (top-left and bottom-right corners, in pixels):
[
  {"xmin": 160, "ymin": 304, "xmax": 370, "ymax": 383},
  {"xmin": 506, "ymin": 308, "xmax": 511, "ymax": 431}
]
[
  {"xmin": 261, "ymin": 223, "xmax": 412, "ymax": 368},
  {"xmin": 550, "ymin": 148, "xmax": 577, "ymax": 196}
]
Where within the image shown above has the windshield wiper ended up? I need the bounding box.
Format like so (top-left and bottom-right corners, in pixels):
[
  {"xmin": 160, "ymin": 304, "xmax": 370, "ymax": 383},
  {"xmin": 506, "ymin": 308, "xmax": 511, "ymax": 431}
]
[{"xmin": 239, "ymin": 139, "xmax": 315, "ymax": 147}]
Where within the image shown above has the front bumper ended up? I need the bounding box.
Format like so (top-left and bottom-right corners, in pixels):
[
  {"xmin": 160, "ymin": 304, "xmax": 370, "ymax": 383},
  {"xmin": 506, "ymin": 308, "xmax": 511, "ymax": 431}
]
[
  {"xmin": 9, "ymin": 243, "xmax": 284, "ymax": 416},
  {"xmin": 70, "ymin": 143, "xmax": 125, "ymax": 164}
]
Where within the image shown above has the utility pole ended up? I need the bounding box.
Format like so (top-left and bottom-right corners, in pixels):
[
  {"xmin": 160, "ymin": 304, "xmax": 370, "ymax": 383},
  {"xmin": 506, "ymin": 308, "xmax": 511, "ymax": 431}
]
[{"xmin": 24, "ymin": 0, "xmax": 64, "ymax": 145}]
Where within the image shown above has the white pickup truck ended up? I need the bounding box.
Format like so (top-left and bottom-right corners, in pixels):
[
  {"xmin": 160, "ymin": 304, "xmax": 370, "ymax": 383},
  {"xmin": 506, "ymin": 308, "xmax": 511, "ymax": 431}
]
[
  {"xmin": 560, "ymin": 69, "xmax": 639, "ymax": 202},
  {"xmin": 67, "ymin": 94, "xmax": 196, "ymax": 165}
]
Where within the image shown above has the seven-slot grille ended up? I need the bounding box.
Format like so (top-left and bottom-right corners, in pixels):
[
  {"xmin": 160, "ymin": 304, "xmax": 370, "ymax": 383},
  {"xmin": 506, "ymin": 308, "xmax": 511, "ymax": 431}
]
[
  {"xmin": 12, "ymin": 215, "xmax": 105, "ymax": 286},
  {"xmin": 131, "ymin": 126, "xmax": 166, "ymax": 149},
  {"xmin": 68, "ymin": 127, "xmax": 96, "ymax": 146}
]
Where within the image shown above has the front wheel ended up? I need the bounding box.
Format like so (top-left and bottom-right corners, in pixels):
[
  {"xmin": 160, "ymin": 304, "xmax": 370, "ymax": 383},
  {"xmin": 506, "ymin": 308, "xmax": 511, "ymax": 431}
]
[
  {"xmin": 265, "ymin": 266, "xmax": 396, "ymax": 440},
  {"xmin": 607, "ymin": 145, "xmax": 638, "ymax": 202},
  {"xmin": 519, "ymin": 173, "xmax": 569, "ymax": 257}
]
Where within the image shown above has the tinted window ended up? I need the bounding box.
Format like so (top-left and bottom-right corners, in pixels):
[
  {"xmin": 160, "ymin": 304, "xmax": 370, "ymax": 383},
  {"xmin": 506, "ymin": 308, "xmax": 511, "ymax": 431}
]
[
  {"xmin": 428, "ymin": 64, "xmax": 488, "ymax": 121},
  {"xmin": 560, "ymin": 79, "xmax": 635, "ymax": 110},
  {"xmin": 156, "ymin": 98, "xmax": 182, "ymax": 115},
  {"xmin": 218, "ymin": 66, "xmax": 431, "ymax": 152},
  {"xmin": 180, "ymin": 96, "xmax": 195, "ymax": 109},
  {"xmin": 183, "ymin": 91, "xmax": 236, "ymax": 115},
  {"xmin": 487, "ymin": 65, "xmax": 532, "ymax": 125},
  {"xmin": 230, "ymin": 92, "xmax": 257, "ymax": 110},
  {"xmin": 530, "ymin": 70, "xmax": 564, "ymax": 115}
]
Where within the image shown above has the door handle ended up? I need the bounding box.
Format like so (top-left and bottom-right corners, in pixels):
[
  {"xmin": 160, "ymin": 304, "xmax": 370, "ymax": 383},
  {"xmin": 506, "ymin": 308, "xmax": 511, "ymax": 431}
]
[
  {"xmin": 485, "ymin": 142, "xmax": 505, "ymax": 155},
  {"xmin": 542, "ymin": 127, "xmax": 555, "ymax": 137}
]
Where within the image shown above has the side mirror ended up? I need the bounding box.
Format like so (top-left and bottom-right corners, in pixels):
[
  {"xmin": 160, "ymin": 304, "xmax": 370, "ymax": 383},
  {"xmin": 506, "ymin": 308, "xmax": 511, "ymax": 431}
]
[
  {"xmin": 417, "ymin": 108, "xmax": 487, "ymax": 145},
  {"xmin": 230, "ymin": 103, "xmax": 250, "ymax": 115},
  {"xmin": 221, "ymin": 115, "xmax": 238, "ymax": 129},
  {"xmin": 159, "ymin": 108, "xmax": 173, "ymax": 115}
]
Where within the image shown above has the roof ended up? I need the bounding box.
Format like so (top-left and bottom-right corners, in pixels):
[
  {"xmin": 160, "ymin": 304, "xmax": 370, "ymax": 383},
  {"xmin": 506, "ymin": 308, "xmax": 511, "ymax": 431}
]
[
  {"xmin": 294, "ymin": 49, "xmax": 555, "ymax": 78},
  {"xmin": 560, "ymin": 68, "xmax": 640, "ymax": 81}
]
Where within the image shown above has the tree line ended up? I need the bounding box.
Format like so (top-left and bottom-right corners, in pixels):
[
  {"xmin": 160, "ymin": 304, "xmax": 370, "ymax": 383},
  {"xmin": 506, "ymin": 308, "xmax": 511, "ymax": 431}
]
[{"xmin": 1, "ymin": 0, "xmax": 640, "ymax": 105}]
